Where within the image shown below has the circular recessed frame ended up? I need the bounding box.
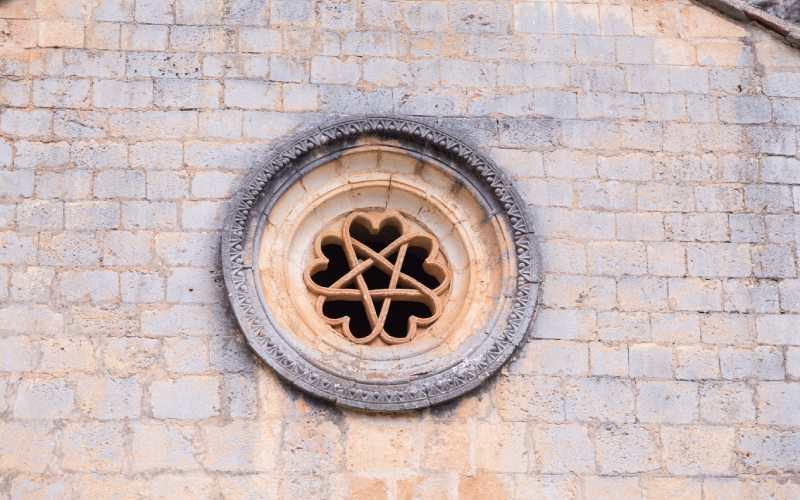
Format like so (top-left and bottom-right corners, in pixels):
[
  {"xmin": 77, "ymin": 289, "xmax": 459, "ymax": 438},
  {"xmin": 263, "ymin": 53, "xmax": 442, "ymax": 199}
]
[{"xmin": 222, "ymin": 115, "xmax": 540, "ymax": 411}]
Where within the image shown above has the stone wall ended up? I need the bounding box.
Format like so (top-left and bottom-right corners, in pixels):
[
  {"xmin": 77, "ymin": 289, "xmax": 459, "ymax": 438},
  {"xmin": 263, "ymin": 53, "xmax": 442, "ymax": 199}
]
[{"xmin": 1, "ymin": 0, "xmax": 799, "ymax": 497}]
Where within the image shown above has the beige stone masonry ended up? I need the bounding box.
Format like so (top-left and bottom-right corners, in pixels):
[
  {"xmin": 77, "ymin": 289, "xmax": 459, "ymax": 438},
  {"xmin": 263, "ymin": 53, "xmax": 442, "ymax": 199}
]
[{"xmin": 0, "ymin": 0, "xmax": 799, "ymax": 497}]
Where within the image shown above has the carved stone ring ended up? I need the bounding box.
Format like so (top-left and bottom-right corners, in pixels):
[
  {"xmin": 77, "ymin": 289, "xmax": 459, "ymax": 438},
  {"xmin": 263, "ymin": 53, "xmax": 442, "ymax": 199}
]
[{"xmin": 221, "ymin": 115, "xmax": 540, "ymax": 411}]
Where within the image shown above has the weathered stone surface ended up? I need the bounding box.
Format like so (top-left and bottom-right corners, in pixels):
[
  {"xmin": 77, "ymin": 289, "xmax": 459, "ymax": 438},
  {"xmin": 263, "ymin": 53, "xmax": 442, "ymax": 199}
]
[
  {"xmin": 0, "ymin": 0, "xmax": 798, "ymax": 492},
  {"xmin": 150, "ymin": 376, "xmax": 221, "ymax": 420},
  {"xmin": 662, "ymin": 426, "xmax": 736, "ymax": 475}
]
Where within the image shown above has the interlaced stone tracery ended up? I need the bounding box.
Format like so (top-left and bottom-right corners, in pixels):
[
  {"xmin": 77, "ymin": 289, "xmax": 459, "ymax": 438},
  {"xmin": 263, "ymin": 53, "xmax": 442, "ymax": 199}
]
[{"xmin": 304, "ymin": 211, "xmax": 451, "ymax": 345}]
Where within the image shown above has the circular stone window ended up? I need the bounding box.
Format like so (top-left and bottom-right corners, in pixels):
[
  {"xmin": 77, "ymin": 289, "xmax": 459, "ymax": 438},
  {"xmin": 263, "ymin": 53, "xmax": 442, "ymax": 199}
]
[{"xmin": 222, "ymin": 116, "xmax": 539, "ymax": 411}]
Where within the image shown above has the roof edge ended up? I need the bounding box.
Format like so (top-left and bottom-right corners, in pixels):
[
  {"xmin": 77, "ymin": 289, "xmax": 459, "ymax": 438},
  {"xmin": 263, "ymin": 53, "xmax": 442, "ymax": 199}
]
[{"xmin": 694, "ymin": 0, "xmax": 800, "ymax": 50}]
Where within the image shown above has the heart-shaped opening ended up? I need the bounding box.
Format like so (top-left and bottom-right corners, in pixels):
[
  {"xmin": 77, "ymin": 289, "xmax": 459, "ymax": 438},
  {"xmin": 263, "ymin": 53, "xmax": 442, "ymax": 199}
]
[{"xmin": 348, "ymin": 218, "xmax": 402, "ymax": 253}]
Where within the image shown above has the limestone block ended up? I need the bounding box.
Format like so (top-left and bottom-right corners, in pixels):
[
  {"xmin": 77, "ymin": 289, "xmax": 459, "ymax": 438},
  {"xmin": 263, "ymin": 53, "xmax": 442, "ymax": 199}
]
[
  {"xmin": 757, "ymin": 314, "xmax": 800, "ymax": 345},
  {"xmin": 0, "ymin": 423, "xmax": 56, "ymax": 473},
  {"xmin": 310, "ymin": 57, "xmax": 360, "ymax": 85},
  {"xmin": 94, "ymin": 80, "xmax": 153, "ymax": 108},
  {"xmin": 130, "ymin": 141, "xmax": 183, "ymax": 169},
  {"xmin": 282, "ymin": 84, "xmax": 319, "ymax": 112},
  {"xmin": 199, "ymin": 109, "xmax": 242, "ymax": 139},
  {"xmin": 720, "ymin": 347, "xmax": 783, "ymax": 380},
  {"xmin": 16, "ymin": 200, "xmax": 62, "ymax": 229},
  {"xmin": 533, "ymin": 308, "xmax": 594, "ymax": 341},
  {"xmin": 530, "ymin": 423, "xmax": 594, "ymax": 473},
  {"xmin": 345, "ymin": 416, "xmax": 416, "ymax": 471},
  {"xmin": 58, "ymin": 270, "xmax": 119, "ymax": 302},
  {"xmin": 510, "ymin": 339, "xmax": 588, "ymax": 376},
  {"xmin": 739, "ymin": 429, "xmax": 800, "ymax": 473},
  {"xmin": 155, "ymin": 79, "xmax": 221, "ymax": 109},
  {"xmin": 758, "ymin": 382, "xmax": 800, "ymax": 426},
  {"xmin": 39, "ymin": 337, "xmax": 95, "ymax": 374},
  {"xmin": 148, "ymin": 474, "xmax": 214, "ymax": 500},
  {"xmin": 596, "ymin": 424, "xmax": 659, "ymax": 473},
  {"xmin": 495, "ymin": 375, "xmax": 564, "ymax": 422},
  {"xmin": 132, "ymin": 423, "xmax": 199, "ymax": 472},
  {"xmin": 405, "ymin": 2, "xmax": 448, "ymax": 32},
  {"xmin": 32, "ymin": 78, "xmax": 90, "ymax": 108},
  {"xmin": 125, "ymin": 52, "xmax": 200, "ymax": 79},
  {"xmin": 38, "ymin": 20, "xmax": 84, "ymax": 48},
  {"xmin": 318, "ymin": 0, "xmax": 358, "ymax": 30},
  {"xmin": 636, "ymin": 381, "xmax": 698, "ymax": 424},
  {"xmin": 9, "ymin": 476, "xmax": 68, "ymax": 499},
  {"xmin": 75, "ymin": 375, "xmax": 141, "ymax": 420},
  {"xmin": 0, "ymin": 80, "xmax": 30, "ymax": 107},
  {"xmin": 270, "ymin": 0, "xmax": 314, "ymax": 26},
  {"xmin": 175, "ymin": 0, "xmax": 223, "ymax": 25},
  {"xmin": 122, "ymin": 201, "xmax": 178, "ymax": 230},
  {"xmin": 163, "ymin": 337, "xmax": 208, "ymax": 373},
  {"xmin": 166, "ymin": 267, "xmax": 220, "ymax": 304},
  {"xmin": 342, "ymin": 31, "xmax": 405, "ymax": 57},
  {"xmin": 102, "ymin": 337, "xmax": 159, "ymax": 373},
  {"xmin": 0, "ymin": 109, "xmax": 52, "ymax": 137},
  {"xmin": 146, "ymin": 171, "xmax": 189, "ymax": 201},
  {"xmin": 618, "ymin": 277, "xmax": 667, "ymax": 311},
  {"xmin": 475, "ymin": 422, "xmax": 529, "ymax": 473},
  {"xmin": 662, "ymin": 426, "xmax": 735, "ymax": 475},
  {"xmin": 141, "ymin": 304, "xmax": 219, "ymax": 336},
  {"xmin": 121, "ymin": 271, "xmax": 164, "ymax": 303},
  {"xmin": 239, "ymin": 28, "xmax": 281, "ymax": 53},
  {"xmin": 65, "ymin": 201, "xmax": 121, "ymax": 230},
  {"xmin": 700, "ymin": 313, "xmax": 756, "ymax": 344},
  {"xmin": 420, "ymin": 421, "xmax": 471, "ymax": 472},
  {"xmin": 674, "ymin": 346, "xmax": 721, "ymax": 380},
  {"xmin": 95, "ymin": 0, "xmax": 134, "ymax": 22},
  {"xmin": 668, "ymin": 278, "xmax": 723, "ymax": 312},
  {"xmin": 134, "ymin": 0, "xmax": 173, "ymax": 24},
  {"xmin": 95, "ymin": 170, "xmax": 146, "ymax": 199},
  {"xmin": 63, "ymin": 49, "xmax": 124, "ymax": 78},
  {"xmin": 109, "ymin": 111, "xmax": 198, "ymax": 139},
  {"xmin": 0, "ymin": 336, "xmax": 36, "ymax": 372},
  {"xmin": 629, "ymin": 343, "xmax": 672, "ymax": 379},
  {"xmin": 14, "ymin": 378, "xmax": 74, "ymax": 420},
  {"xmin": 282, "ymin": 419, "xmax": 343, "ymax": 473},
  {"xmin": 180, "ymin": 200, "xmax": 224, "ymax": 229},
  {"xmin": 154, "ymin": 232, "xmax": 218, "ymax": 267},
  {"xmin": 40, "ymin": 232, "xmax": 101, "ymax": 266},
  {"xmin": 0, "ymin": 304, "xmax": 63, "ymax": 335},
  {"xmin": 700, "ymin": 381, "xmax": 755, "ymax": 424},
  {"xmin": 450, "ymin": 2, "xmax": 511, "ymax": 34},
  {"xmin": 597, "ymin": 311, "xmax": 650, "ymax": 342},
  {"xmin": 150, "ymin": 376, "xmax": 221, "ymax": 419},
  {"xmin": 191, "ymin": 171, "xmax": 236, "ymax": 199},
  {"xmin": 224, "ymin": 373, "xmax": 257, "ymax": 419},
  {"xmin": 567, "ymin": 376, "xmax": 634, "ymax": 423}
]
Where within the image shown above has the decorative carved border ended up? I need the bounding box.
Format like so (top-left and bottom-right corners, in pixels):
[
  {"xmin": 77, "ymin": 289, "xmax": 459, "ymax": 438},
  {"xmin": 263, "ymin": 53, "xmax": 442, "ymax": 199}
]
[{"xmin": 221, "ymin": 115, "xmax": 540, "ymax": 411}]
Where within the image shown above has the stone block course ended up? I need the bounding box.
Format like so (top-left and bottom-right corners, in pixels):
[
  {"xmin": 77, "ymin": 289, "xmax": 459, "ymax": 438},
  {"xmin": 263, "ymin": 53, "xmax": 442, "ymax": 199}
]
[{"xmin": 0, "ymin": 0, "xmax": 797, "ymax": 492}]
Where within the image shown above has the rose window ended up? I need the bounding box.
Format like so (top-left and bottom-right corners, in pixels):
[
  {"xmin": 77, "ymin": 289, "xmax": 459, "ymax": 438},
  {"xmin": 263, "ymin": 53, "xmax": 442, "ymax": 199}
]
[{"xmin": 222, "ymin": 116, "xmax": 539, "ymax": 411}]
